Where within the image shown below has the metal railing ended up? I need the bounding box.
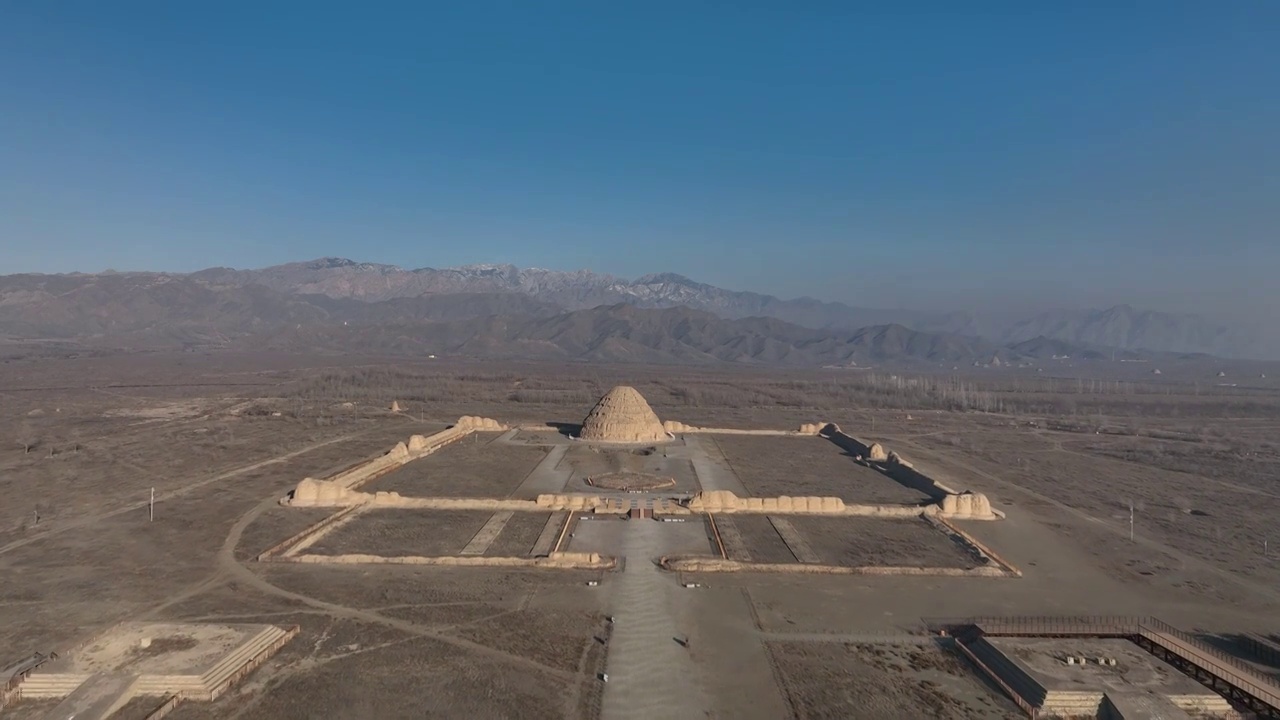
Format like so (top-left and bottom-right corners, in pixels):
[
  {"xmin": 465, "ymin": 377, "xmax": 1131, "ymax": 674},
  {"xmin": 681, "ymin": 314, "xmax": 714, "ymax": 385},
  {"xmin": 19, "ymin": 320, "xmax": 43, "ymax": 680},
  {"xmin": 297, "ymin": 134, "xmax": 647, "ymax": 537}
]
[
  {"xmin": 924, "ymin": 615, "xmax": 1146, "ymax": 636},
  {"xmin": 1138, "ymin": 618, "xmax": 1280, "ymax": 711}
]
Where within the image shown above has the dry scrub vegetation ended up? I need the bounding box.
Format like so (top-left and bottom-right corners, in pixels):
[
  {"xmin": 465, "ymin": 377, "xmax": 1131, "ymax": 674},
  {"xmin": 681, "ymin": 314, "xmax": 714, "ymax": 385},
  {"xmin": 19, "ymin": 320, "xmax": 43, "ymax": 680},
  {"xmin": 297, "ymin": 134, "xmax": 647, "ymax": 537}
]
[
  {"xmin": 770, "ymin": 642, "xmax": 1021, "ymax": 719},
  {"xmin": 279, "ymin": 362, "xmax": 1280, "ymax": 422}
]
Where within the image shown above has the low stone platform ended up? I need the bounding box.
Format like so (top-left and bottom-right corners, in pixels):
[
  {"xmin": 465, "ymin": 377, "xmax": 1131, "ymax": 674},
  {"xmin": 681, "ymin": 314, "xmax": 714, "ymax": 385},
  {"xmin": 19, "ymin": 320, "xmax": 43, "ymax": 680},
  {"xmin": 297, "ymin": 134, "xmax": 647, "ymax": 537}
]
[
  {"xmin": 17, "ymin": 622, "xmax": 296, "ymax": 708},
  {"xmin": 966, "ymin": 636, "xmax": 1235, "ymax": 718}
]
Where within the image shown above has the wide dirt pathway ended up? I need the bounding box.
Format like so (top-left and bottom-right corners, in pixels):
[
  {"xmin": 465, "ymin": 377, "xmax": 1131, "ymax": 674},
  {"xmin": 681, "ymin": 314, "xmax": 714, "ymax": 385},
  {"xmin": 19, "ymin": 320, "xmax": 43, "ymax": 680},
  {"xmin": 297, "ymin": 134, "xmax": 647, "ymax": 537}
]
[{"xmin": 681, "ymin": 435, "xmax": 748, "ymax": 495}]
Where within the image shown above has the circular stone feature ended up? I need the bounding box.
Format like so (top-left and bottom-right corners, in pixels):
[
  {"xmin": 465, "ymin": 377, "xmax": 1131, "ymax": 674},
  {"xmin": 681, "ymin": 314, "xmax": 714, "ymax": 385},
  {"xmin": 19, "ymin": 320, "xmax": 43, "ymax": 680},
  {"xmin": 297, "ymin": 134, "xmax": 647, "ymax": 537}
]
[
  {"xmin": 579, "ymin": 386, "xmax": 668, "ymax": 444},
  {"xmin": 585, "ymin": 472, "xmax": 677, "ymax": 491}
]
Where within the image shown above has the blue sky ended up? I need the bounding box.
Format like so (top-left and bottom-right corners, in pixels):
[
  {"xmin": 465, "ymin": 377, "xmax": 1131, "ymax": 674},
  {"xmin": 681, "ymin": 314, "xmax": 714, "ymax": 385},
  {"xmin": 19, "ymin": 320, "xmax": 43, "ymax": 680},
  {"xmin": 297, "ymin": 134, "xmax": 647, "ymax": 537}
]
[{"xmin": 1, "ymin": 2, "xmax": 1276, "ymax": 320}]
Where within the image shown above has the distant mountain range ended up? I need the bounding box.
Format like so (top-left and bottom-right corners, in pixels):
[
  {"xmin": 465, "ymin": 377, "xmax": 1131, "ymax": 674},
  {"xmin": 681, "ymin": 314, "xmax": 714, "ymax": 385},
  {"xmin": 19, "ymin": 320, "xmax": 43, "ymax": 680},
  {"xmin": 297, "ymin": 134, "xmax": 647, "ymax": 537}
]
[
  {"xmin": 190, "ymin": 258, "xmax": 976, "ymax": 333},
  {"xmin": 0, "ymin": 259, "xmax": 1272, "ymax": 364}
]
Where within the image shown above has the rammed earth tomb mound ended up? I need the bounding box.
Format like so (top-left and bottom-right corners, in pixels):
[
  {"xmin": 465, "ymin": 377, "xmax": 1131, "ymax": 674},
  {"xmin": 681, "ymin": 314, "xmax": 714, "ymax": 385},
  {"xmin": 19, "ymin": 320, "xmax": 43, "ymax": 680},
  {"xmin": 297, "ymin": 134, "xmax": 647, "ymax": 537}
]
[{"xmin": 579, "ymin": 386, "xmax": 668, "ymax": 444}]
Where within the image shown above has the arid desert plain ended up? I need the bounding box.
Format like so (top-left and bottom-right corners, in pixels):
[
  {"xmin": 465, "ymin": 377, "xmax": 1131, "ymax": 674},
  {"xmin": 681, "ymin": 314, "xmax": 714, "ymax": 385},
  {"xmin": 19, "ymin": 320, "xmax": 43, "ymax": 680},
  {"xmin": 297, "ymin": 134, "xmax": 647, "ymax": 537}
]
[{"xmin": 4, "ymin": 350, "xmax": 1280, "ymax": 719}]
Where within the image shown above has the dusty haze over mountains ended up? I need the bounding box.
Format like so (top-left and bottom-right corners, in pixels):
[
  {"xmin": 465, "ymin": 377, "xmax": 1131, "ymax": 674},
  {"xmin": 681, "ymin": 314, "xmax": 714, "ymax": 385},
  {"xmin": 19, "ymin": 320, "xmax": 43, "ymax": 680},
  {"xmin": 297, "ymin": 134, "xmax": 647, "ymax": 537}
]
[{"xmin": 2, "ymin": 258, "xmax": 1276, "ymax": 362}]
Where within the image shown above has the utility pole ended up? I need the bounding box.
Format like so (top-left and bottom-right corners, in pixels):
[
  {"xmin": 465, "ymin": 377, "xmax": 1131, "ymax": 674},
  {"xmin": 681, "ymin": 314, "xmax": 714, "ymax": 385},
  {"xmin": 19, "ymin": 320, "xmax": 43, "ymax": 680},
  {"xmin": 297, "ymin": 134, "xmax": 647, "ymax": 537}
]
[
  {"xmin": 150, "ymin": 488, "xmax": 155, "ymax": 522},
  {"xmin": 1129, "ymin": 502, "xmax": 1134, "ymax": 542}
]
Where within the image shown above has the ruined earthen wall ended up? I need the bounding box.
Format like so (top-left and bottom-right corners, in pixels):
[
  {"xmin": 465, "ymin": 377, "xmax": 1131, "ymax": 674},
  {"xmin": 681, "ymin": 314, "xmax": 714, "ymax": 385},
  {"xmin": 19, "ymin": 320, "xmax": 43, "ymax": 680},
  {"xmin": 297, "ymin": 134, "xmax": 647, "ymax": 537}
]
[
  {"xmin": 371, "ymin": 494, "xmax": 540, "ymax": 511},
  {"xmin": 662, "ymin": 420, "xmax": 823, "ymax": 436},
  {"xmin": 659, "ymin": 556, "xmax": 1015, "ymax": 577},
  {"xmin": 280, "ymin": 551, "xmax": 614, "ymax": 569},
  {"xmin": 817, "ymin": 424, "xmax": 1002, "ymax": 519},
  {"xmin": 325, "ymin": 442, "xmax": 412, "ymax": 489},
  {"xmin": 534, "ymin": 494, "xmax": 634, "ymax": 514},
  {"xmin": 932, "ymin": 516, "xmax": 1020, "ymax": 575},
  {"xmin": 257, "ymin": 505, "xmax": 362, "ymax": 560},
  {"xmin": 879, "ymin": 462, "xmax": 960, "ymax": 501},
  {"xmin": 686, "ymin": 490, "xmax": 923, "ymax": 517},
  {"xmin": 288, "ymin": 478, "xmax": 369, "ymax": 507},
  {"xmin": 291, "ymin": 419, "xmax": 506, "ymax": 504},
  {"xmin": 453, "ymin": 416, "xmax": 505, "ymax": 431},
  {"xmin": 820, "ymin": 423, "xmax": 870, "ymax": 456}
]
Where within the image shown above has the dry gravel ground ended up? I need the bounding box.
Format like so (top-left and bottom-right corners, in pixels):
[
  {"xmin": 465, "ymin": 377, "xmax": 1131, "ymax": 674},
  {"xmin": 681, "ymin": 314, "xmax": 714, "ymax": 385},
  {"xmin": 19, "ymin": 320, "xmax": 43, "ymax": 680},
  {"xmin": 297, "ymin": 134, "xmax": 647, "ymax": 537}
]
[
  {"xmin": 769, "ymin": 642, "xmax": 1023, "ymax": 719},
  {"xmin": 306, "ymin": 509, "xmax": 494, "ymax": 557},
  {"xmin": 712, "ymin": 434, "xmax": 931, "ymax": 504},
  {"xmin": 718, "ymin": 514, "xmax": 978, "ymax": 568},
  {"xmin": 6, "ymin": 351, "xmax": 1280, "ymax": 719},
  {"xmin": 367, "ymin": 433, "xmax": 548, "ymax": 498},
  {"xmin": 487, "ymin": 511, "xmax": 553, "ymax": 557},
  {"xmin": 791, "ymin": 516, "xmax": 980, "ymax": 568},
  {"xmin": 457, "ymin": 608, "xmax": 605, "ymax": 673},
  {"xmin": 236, "ymin": 506, "xmax": 336, "ymax": 560},
  {"xmin": 175, "ymin": 632, "xmax": 574, "ymax": 719},
  {"xmin": 879, "ymin": 415, "xmax": 1280, "ymax": 600},
  {"xmin": 730, "ymin": 515, "xmax": 799, "ymax": 563}
]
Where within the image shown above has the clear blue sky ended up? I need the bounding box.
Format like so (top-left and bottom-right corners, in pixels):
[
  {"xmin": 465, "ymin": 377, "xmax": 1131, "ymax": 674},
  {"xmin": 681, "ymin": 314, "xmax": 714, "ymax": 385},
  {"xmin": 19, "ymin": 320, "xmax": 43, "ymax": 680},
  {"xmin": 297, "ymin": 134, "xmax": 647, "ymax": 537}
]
[{"xmin": 2, "ymin": 1, "xmax": 1276, "ymax": 320}]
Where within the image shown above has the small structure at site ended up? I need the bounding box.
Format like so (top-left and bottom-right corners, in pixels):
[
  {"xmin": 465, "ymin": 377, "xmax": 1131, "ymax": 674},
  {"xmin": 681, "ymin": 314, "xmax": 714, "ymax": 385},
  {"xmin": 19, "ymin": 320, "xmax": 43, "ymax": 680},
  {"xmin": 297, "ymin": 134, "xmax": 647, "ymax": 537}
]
[
  {"xmin": 390, "ymin": 400, "xmax": 402, "ymax": 412},
  {"xmin": 579, "ymin": 386, "xmax": 668, "ymax": 444},
  {"xmin": 14, "ymin": 622, "xmax": 296, "ymax": 715},
  {"xmin": 937, "ymin": 491, "xmax": 997, "ymax": 519},
  {"xmin": 961, "ymin": 632, "xmax": 1239, "ymax": 719}
]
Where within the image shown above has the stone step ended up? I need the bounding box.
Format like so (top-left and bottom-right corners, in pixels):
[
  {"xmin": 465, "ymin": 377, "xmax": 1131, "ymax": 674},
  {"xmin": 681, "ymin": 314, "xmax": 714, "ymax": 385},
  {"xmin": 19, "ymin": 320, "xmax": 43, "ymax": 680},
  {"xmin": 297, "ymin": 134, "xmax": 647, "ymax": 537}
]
[
  {"xmin": 1167, "ymin": 693, "xmax": 1236, "ymax": 714},
  {"xmin": 1040, "ymin": 690, "xmax": 1104, "ymax": 716},
  {"xmin": 15, "ymin": 673, "xmax": 91, "ymax": 698},
  {"xmin": 44, "ymin": 672, "xmax": 139, "ymax": 720},
  {"xmin": 200, "ymin": 628, "xmax": 288, "ymax": 686},
  {"xmin": 130, "ymin": 677, "xmax": 207, "ymax": 693},
  {"xmin": 129, "ymin": 628, "xmax": 288, "ymax": 697}
]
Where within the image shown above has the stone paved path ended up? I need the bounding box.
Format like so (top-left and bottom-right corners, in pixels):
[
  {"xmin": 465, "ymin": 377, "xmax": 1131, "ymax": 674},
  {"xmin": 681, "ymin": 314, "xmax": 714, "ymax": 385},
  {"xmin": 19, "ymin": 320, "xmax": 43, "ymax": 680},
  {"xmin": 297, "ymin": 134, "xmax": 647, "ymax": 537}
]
[{"xmin": 600, "ymin": 521, "xmax": 710, "ymax": 719}]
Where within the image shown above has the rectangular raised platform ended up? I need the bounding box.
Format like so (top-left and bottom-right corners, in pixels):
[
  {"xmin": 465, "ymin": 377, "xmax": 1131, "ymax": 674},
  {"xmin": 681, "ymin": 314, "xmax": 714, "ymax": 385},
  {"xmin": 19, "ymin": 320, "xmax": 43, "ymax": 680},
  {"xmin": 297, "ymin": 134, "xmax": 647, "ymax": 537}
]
[
  {"xmin": 19, "ymin": 623, "xmax": 296, "ymax": 704},
  {"xmin": 968, "ymin": 636, "xmax": 1235, "ymax": 718}
]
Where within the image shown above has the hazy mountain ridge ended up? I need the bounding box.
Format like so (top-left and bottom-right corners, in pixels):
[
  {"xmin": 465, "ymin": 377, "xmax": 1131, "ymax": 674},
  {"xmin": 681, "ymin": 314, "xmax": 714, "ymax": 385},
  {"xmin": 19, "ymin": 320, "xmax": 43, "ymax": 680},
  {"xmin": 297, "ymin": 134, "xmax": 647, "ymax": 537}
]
[
  {"xmin": 2, "ymin": 260, "xmax": 1272, "ymax": 360},
  {"xmin": 0, "ymin": 272, "xmax": 1041, "ymax": 365},
  {"xmin": 195, "ymin": 258, "xmax": 1269, "ymax": 358},
  {"xmin": 193, "ymin": 258, "xmax": 973, "ymax": 332},
  {"xmin": 1001, "ymin": 305, "xmax": 1253, "ymax": 358},
  {"xmin": 254, "ymin": 303, "xmax": 1006, "ymax": 366}
]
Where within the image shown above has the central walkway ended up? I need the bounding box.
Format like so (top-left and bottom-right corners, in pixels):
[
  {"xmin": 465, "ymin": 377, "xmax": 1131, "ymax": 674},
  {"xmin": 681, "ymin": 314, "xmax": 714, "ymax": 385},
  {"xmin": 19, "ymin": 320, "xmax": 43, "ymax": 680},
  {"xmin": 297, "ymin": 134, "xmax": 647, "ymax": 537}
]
[{"xmin": 600, "ymin": 520, "xmax": 711, "ymax": 720}]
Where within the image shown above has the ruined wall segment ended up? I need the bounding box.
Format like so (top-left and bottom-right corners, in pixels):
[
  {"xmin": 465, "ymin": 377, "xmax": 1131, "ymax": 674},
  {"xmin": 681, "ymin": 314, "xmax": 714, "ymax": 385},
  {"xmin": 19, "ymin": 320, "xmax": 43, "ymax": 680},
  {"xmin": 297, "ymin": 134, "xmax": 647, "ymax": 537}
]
[{"xmin": 818, "ymin": 423, "xmax": 1003, "ymax": 520}]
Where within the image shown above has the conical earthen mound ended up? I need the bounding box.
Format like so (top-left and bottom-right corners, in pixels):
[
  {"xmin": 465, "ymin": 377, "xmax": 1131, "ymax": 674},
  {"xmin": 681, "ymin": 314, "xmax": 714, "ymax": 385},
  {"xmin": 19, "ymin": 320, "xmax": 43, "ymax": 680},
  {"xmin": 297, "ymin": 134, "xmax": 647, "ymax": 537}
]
[{"xmin": 579, "ymin": 386, "xmax": 667, "ymax": 443}]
